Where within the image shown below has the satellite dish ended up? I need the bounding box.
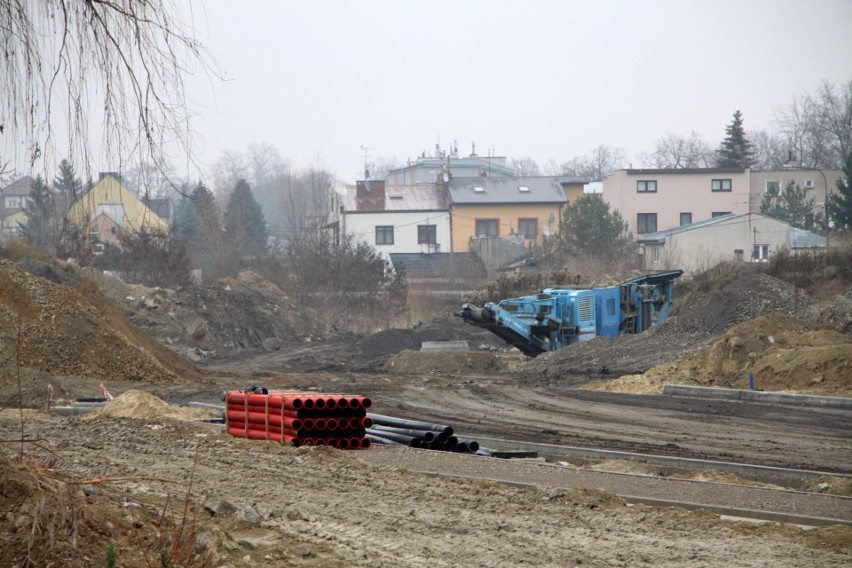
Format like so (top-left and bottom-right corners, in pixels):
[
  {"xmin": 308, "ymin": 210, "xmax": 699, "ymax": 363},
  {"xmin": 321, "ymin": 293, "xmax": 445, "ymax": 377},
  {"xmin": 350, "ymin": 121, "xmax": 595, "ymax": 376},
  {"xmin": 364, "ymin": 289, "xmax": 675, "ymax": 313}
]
[{"xmin": 442, "ymin": 172, "xmax": 449, "ymax": 183}]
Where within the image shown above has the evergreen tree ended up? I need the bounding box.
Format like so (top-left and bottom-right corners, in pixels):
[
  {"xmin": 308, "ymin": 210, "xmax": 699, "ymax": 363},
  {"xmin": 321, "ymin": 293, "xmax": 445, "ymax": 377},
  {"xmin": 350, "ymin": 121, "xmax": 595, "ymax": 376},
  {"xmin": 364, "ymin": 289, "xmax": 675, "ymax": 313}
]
[
  {"xmin": 557, "ymin": 194, "xmax": 632, "ymax": 261},
  {"xmin": 173, "ymin": 182, "xmax": 232, "ymax": 276},
  {"xmin": 760, "ymin": 180, "xmax": 822, "ymax": 232},
  {"xmin": 52, "ymin": 159, "xmax": 82, "ymax": 211},
  {"xmin": 827, "ymin": 153, "xmax": 852, "ymax": 230},
  {"xmin": 717, "ymin": 110, "xmax": 755, "ymax": 168},
  {"xmin": 224, "ymin": 179, "xmax": 268, "ymax": 258},
  {"xmin": 18, "ymin": 175, "xmax": 54, "ymax": 249}
]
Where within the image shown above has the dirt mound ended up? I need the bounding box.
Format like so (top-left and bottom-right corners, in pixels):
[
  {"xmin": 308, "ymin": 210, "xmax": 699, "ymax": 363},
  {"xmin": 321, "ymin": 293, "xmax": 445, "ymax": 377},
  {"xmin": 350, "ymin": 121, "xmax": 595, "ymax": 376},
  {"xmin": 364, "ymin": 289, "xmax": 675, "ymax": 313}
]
[
  {"xmin": 585, "ymin": 313, "xmax": 852, "ymax": 396},
  {"xmin": 86, "ymin": 389, "xmax": 219, "ymax": 420},
  {"xmin": 0, "ymin": 261, "xmax": 200, "ymax": 386},
  {"xmin": 90, "ymin": 268, "xmax": 328, "ymax": 361},
  {"xmin": 516, "ymin": 272, "xmax": 817, "ymax": 383},
  {"xmin": 384, "ymin": 350, "xmax": 506, "ymax": 374},
  {"xmin": 355, "ymin": 316, "xmax": 507, "ymax": 356}
]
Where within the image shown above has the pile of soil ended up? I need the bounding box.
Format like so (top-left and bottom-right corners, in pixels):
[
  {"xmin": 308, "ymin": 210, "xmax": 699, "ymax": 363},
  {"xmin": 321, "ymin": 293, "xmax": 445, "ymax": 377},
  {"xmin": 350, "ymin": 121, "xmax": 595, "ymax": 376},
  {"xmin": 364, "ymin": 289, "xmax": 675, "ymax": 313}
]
[
  {"xmin": 91, "ymin": 269, "xmax": 329, "ymax": 361},
  {"xmin": 86, "ymin": 389, "xmax": 219, "ymax": 421},
  {"xmin": 384, "ymin": 350, "xmax": 506, "ymax": 374},
  {"xmin": 354, "ymin": 316, "xmax": 508, "ymax": 356},
  {"xmin": 587, "ymin": 313, "xmax": 852, "ymax": 396},
  {"xmin": 0, "ymin": 261, "xmax": 199, "ymax": 385},
  {"xmin": 515, "ymin": 272, "xmax": 825, "ymax": 383}
]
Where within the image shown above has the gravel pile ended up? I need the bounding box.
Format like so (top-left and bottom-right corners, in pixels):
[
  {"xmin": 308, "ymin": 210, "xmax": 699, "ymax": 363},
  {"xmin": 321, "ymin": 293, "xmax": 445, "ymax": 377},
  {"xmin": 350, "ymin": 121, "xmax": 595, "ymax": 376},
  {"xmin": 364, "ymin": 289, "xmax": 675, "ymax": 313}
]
[{"xmin": 516, "ymin": 272, "xmax": 809, "ymax": 382}]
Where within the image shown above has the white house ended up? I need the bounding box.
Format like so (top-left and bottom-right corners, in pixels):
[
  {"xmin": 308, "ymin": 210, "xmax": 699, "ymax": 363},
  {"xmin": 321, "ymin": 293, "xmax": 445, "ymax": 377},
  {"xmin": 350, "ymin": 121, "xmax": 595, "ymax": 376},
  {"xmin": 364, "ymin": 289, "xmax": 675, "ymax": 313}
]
[
  {"xmin": 339, "ymin": 180, "xmax": 451, "ymax": 256},
  {"xmin": 637, "ymin": 212, "xmax": 825, "ymax": 274}
]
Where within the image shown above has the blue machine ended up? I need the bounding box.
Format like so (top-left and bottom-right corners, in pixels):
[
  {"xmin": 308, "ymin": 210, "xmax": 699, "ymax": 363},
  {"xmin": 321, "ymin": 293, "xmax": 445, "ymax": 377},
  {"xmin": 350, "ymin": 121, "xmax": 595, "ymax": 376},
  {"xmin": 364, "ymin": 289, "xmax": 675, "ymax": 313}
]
[{"xmin": 457, "ymin": 270, "xmax": 683, "ymax": 356}]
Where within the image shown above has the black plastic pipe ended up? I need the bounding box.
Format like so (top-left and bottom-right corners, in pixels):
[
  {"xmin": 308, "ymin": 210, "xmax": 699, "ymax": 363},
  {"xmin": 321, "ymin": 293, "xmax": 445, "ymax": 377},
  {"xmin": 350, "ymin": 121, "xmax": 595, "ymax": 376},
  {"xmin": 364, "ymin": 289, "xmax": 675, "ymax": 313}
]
[
  {"xmin": 367, "ymin": 413, "xmax": 454, "ymax": 436},
  {"xmin": 366, "ymin": 428, "xmax": 421, "ymax": 448},
  {"xmin": 365, "ymin": 433, "xmax": 404, "ymax": 446},
  {"xmin": 456, "ymin": 438, "xmax": 480, "ymax": 453},
  {"xmin": 369, "ymin": 424, "xmax": 436, "ymax": 443}
]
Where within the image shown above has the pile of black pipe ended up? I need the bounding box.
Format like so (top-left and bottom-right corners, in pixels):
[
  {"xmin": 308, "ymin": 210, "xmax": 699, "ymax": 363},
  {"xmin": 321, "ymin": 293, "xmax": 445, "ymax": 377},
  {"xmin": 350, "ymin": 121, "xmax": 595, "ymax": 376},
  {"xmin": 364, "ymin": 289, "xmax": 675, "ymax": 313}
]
[{"xmin": 366, "ymin": 413, "xmax": 480, "ymax": 453}]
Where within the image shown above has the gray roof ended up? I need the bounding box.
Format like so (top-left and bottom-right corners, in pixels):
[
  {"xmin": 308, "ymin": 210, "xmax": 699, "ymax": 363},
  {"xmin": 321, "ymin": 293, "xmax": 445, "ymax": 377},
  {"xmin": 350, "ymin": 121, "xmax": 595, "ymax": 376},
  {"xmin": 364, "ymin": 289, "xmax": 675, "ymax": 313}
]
[
  {"xmin": 638, "ymin": 212, "xmax": 826, "ymax": 248},
  {"xmin": 448, "ymin": 176, "xmax": 567, "ymax": 205},
  {"xmin": 788, "ymin": 227, "xmax": 826, "ymax": 249},
  {"xmin": 1, "ymin": 175, "xmax": 37, "ymax": 196},
  {"xmin": 621, "ymin": 168, "xmax": 746, "ymax": 175},
  {"xmin": 637, "ymin": 213, "xmax": 741, "ymax": 244},
  {"xmin": 340, "ymin": 184, "xmax": 449, "ymax": 213}
]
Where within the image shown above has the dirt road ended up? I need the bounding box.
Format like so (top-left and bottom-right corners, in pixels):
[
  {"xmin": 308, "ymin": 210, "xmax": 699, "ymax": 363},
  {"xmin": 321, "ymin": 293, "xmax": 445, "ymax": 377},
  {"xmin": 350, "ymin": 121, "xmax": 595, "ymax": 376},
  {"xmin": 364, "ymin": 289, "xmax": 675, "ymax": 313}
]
[{"xmin": 2, "ymin": 411, "xmax": 850, "ymax": 567}]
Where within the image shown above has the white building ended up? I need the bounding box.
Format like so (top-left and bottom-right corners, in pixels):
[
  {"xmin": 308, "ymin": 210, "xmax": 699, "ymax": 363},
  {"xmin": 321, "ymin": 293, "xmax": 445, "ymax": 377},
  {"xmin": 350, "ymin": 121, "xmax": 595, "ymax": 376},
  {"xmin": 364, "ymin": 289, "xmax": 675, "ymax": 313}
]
[{"xmin": 339, "ymin": 180, "xmax": 451, "ymax": 256}]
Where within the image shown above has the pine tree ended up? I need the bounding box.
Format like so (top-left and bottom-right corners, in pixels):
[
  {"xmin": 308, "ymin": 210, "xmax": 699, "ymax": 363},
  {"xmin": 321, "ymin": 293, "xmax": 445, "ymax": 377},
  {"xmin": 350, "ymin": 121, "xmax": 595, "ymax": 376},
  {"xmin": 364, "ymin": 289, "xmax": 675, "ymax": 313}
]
[
  {"xmin": 53, "ymin": 159, "xmax": 82, "ymax": 212},
  {"xmin": 224, "ymin": 179, "xmax": 268, "ymax": 258},
  {"xmin": 717, "ymin": 110, "xmax": 755, "ymax": 168},
  {"xmin": 760, "ymin": 180, "xmax": 822, "ymax": 232},
  {"xmin": 557, "ymin": 194, "xmax": 632, "ymax": 261},
  {"xmin": 827, "ymin": 153, "xmax": 852, "ymax": 230},
  {"xmin": 19, "ymin": 175, "xmax": 54, "ymax": 249}
]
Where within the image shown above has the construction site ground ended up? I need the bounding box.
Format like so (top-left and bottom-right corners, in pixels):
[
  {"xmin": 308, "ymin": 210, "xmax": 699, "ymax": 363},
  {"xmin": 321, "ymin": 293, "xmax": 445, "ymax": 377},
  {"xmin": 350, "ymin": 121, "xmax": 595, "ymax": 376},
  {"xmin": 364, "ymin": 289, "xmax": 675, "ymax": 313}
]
[{"xmin": 1, "ymin": 258, "xmax": 851, "ymax": 566}]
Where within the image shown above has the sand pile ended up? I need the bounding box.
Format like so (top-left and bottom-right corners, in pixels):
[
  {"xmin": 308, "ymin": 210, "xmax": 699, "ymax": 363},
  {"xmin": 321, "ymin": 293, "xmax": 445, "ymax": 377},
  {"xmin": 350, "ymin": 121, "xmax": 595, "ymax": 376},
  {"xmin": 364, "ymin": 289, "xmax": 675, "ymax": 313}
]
[
  {"xmin": 86, "ymin": 389, "xmax": 218, "ymax": 420},
  {"xmin": 585, "ymin": 313, "xmax": 852, "ymax": 396}
]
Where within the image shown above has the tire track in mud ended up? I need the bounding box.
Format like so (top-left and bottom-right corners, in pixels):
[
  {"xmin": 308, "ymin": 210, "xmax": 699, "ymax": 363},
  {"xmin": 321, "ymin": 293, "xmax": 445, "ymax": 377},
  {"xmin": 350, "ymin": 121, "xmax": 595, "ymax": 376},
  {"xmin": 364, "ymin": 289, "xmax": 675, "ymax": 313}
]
[{"xmin": 367, "ymin": 378, "xmax": 852, "ymax": 473}]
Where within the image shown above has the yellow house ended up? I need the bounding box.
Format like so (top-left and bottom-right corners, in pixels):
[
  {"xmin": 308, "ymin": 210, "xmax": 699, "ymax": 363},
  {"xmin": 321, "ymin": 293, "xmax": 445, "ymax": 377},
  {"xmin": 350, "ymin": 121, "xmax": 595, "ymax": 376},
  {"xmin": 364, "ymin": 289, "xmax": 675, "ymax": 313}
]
[
  {"xmin": 559, "ymin": 179, "xmax": 587, "ymax": 205},
  {"xmin": 447, "ymin": 176, "xmax": 567, "ymax": 252},
  {"xmin": 66, "ymin": 173, "xmax": 168, "ymax": 245}
]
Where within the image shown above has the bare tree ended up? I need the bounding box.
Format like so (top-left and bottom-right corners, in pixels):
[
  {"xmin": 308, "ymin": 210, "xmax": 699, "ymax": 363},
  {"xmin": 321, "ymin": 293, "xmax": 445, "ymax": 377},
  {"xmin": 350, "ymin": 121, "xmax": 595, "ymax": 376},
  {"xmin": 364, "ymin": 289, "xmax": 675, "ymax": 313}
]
[
  {"xmin": 643, "ymin": 131, "xmax": 713, "ymax": 168},
  {"xmin": 554, "ymin": 145, "xmax": 626, "ymax": 180},
  {"xmin": 749, "ymin": 130, "xmax": 789, "ymax": 170},
  {"xmin": 0, "ymin": 0, "xmax": 217, "ymax": 179},
  {"xmin": 775, "ymin": 80, "xmax": 852, "ymax": 168},
  {"xmin": 211, "ymin": 151, "xmax": 248, "ymax": 204},
  {"xmin": 367, "ymin": 155, "xmax": 403, "ymax": 181},
  {"xmin": 508, "ymin": 156, "xmax": 541, "ymax": 176},
  {"xmin": 279, "ymin": 165, "xmax": 335, "ymax": 247}
]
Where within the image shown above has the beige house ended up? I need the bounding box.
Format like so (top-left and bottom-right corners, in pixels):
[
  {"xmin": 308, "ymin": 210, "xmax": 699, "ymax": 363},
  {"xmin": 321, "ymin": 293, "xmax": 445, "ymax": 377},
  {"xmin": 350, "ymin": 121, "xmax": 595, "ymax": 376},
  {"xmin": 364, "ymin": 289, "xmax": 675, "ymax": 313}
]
[
  {"xmin": 66, "ymin": 173, "xmax": 168, "ymax": 246},
  {"xmin": 749, "ymin": 168, "xmax": 842, "ymax": 216},
  {"xmin": 603, "ymin": 168, "xmax": 751, "ymax": 237},
  {"xmin": 637, "ymin": 212, "xmax": 825, "ymax": 274}
]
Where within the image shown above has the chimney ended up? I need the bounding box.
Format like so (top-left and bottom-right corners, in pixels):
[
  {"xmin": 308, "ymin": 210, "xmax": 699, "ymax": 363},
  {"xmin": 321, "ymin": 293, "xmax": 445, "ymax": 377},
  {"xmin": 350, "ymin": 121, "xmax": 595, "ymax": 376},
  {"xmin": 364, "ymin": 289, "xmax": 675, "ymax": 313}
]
[{"xmin": 355, "ymin": 179, "xmax": 385, "ymax": 210}]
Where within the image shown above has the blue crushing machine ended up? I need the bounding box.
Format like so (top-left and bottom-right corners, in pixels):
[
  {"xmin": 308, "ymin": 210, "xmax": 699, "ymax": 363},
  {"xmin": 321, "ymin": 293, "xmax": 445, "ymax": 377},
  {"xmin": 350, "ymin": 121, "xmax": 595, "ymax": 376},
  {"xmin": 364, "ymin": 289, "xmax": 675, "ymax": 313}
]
[{"xmin": 457, "ymin": 270, "xmax": 683, "ymax": 356}]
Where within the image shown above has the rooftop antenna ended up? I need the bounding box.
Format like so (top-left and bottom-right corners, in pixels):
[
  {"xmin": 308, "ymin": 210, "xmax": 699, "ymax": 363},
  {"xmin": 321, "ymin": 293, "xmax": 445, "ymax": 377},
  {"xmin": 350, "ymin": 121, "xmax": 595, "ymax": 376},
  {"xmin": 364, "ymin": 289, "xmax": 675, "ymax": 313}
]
[{"xmin": 360, "ymin": 145, "xmax": 372, "ymax": 179}]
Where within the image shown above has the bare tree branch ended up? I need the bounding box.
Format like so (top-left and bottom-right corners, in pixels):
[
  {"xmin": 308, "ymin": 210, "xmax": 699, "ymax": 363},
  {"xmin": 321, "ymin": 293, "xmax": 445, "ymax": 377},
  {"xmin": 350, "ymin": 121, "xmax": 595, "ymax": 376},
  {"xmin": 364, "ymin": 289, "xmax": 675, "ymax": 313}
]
[{"xmin": 0, "ymin": 0, "xmax": 219, "ymax": 181}]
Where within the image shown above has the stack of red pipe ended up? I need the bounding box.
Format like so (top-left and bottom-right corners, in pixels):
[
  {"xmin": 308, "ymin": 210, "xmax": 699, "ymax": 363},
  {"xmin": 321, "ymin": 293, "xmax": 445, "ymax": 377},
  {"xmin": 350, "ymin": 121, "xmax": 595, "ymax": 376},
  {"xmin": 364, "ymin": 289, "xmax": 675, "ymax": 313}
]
[{"xmin": 225, "ymin": 391, "xmax": 373, "ymax": 449}]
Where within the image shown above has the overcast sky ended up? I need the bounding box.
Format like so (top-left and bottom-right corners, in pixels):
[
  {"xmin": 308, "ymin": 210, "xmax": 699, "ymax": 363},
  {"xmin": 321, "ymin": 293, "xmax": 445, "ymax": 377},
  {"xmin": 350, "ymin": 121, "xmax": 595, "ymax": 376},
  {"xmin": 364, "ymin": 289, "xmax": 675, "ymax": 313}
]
[{"xmin": 111, "ymin": 1, "xmax": 852, "ymax": 182}]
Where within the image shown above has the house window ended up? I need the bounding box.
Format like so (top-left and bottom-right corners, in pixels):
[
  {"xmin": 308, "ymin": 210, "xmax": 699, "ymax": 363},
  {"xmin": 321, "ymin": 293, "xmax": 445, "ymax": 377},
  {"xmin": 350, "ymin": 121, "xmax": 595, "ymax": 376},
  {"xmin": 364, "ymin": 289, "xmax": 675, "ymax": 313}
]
[
  {"xmin": 475, "ymin": 219, "xmax": 499, "ymax": 238},
  {"xmin": 652, "ymin": 247, "xmax": 660, "ymax": 263},
  {"xmin": 734, "ymin": 249, "xmax": 744, "ymax": 262},
  {"xmin": 636, "ymin": 213, "xmax": 657, "ymax": 234},
  {"xmin": 375, "ymin": 225, "xmax": 394, "ymax": 245},
  {"xmin": 417, "ymin": 224, "xmax": 437, "ymax": 245},
  {"xmin": 637, "ymin": 180, "xmax": 657, "ymax": 193},
  {"xmin": 606, "ymin": 298, "xmax": 616, "ymax": 317},
  {"xmin": 711, "ymin": 179, "xmax": 732, "ymax": 192},
  {"xmin": 765, "ymin": 180, "xmax": 781, "ymax": 194},
  {"xmin": 712, "ymin": 211, "xmax": 732, "ymax": 218},
  {"xmin": 4, "ymin": 196, "xmax": 22, "ymax": 209},
  {"xmin": 753, "ymin": 244, "xmax": 769, "ymax": 261},
  {"xmin": 518, "ymin": 218, "xmax": 538, "ymax": 240},
  {"xmin": 680, "ymin": 212, "xmax": 692, "ymax": 226}
]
